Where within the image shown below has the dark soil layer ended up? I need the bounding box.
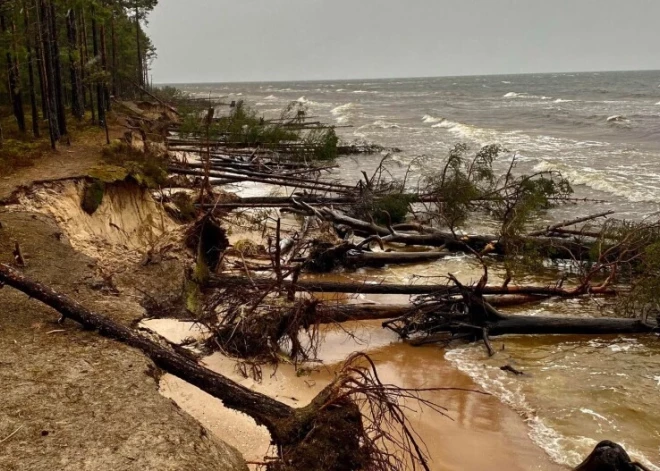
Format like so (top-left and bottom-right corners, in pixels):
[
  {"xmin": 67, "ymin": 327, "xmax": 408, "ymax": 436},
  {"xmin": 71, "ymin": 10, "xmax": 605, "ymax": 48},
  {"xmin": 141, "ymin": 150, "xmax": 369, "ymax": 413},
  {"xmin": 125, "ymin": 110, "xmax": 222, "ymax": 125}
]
[{"xmin": 0, "ymin": 211, "xmax": 247, "ymax": 471}]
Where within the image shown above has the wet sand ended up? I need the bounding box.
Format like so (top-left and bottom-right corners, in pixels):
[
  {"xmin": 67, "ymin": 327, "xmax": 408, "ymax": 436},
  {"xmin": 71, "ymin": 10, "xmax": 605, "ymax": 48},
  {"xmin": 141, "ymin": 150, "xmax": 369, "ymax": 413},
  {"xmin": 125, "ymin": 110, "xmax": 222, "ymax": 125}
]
[{"xmin": 156, "ymin": 319, "xmax": 566, "ymax": 470}]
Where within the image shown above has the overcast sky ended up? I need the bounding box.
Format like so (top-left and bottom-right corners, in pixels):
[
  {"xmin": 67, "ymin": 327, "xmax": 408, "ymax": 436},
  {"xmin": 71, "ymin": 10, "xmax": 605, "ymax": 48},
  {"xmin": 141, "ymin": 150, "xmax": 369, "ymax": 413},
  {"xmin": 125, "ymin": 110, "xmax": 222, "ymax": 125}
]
[{"xmin": 146, "ymin": 0, "xmax": 660, "ymax": 83}]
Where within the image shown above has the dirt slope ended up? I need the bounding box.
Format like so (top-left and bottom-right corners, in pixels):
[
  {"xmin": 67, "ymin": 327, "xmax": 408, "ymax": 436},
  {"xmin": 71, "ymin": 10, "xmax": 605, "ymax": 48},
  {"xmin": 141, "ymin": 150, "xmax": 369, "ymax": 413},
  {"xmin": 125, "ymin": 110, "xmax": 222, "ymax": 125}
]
[{"xmin": 0, "ymin": 211, "xmax": 247, "ymax": 471}]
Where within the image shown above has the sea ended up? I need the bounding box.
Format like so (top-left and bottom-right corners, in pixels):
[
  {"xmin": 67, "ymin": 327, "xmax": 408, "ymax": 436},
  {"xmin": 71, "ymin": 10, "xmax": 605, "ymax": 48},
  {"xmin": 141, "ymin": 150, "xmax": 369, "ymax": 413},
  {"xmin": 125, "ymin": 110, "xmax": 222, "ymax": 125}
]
[{"xmin": 176, "ymin": 71, "xmax": 660, "ymax": 469}]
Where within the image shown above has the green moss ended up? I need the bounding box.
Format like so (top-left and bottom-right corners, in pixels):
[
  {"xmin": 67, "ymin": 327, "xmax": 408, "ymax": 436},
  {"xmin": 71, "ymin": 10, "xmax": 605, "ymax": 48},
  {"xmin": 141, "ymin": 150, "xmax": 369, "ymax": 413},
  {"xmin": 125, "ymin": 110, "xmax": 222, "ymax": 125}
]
[
  {"xmin": 100, "ymin": 140, "xmax": 168, "ymax": 188},
  {"xmin": 81, "ymin": 180, "xmax": 106, "ymax": 215},
  {"xmin": 0, "ymin": 138, "xmax": 49, "ymax": 174},
  {"xmin": 87, "ymin": 164, "xmax": 129, "ymax": 183}
]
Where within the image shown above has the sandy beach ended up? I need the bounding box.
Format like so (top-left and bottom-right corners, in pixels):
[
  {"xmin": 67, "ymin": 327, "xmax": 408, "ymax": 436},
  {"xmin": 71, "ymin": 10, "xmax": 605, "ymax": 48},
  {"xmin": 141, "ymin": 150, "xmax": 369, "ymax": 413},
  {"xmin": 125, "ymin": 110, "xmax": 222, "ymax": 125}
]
[{"xmin": 154, "ymin": 319, "xmax": 566, "ymax": 470}]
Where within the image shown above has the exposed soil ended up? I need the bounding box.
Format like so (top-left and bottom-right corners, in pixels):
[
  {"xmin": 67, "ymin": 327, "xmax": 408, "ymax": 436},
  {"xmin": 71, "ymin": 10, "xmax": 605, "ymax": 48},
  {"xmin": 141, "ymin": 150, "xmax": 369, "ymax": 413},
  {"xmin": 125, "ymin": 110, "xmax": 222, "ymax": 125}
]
[{"xmin": 0, "ymin": 210, "xmax": 246, "ymax": 470}]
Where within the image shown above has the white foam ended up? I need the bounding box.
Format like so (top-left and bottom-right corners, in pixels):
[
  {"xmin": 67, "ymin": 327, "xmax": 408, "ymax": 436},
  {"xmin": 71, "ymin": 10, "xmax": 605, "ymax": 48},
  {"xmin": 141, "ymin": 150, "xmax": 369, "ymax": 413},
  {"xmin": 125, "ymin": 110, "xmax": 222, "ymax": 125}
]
[
  {"xmin": 579, "ymin": 408, "xmax": 615, "ymax": 425},
  {"xmin": 370, "ymin": 120, "xmax": 400, "ymax": 129},
  {"xmin": 264, "ymin": 95, "xmax": 277, "ymax": 100},
  {"xmin": 554, "ymin": 98, "xmax": 574, "ymax": 103},
  {"xmin": 501, "ymin": 81, "xmax": 512, "ymax": 84},
  {"xmin": 504, "ymin": 92, "xmax": 523, "ymax": 98},
  {"xmin": 533, "ymin": 160, "xmax": 657, "ymax": 203},
  {"xmin": 422, "ymin": 115, "xmax": 443, "ymax": 124},
  {"xmin": 331, "ymin": 103, "xmax": 355, "ymax": 116},
  {"xmin": 607, "ymin": 115, "xmax": 628, "ymax": 122}
]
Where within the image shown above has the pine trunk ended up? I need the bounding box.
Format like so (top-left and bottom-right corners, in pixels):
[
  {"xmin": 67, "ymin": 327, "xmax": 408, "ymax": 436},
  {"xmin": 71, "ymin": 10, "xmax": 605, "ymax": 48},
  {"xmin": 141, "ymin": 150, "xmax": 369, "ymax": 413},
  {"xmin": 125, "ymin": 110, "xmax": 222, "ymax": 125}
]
[
  {"xmin": 36, "ymin": 0, "xmax": 57, "ymax": 148},
  {"xmin": 23, "ymin": 2, "xmax": 40, "ymax": 137},
  {"xmin": 48, "ymin": 0, "xmax": 67, "ymax": 136},
  {"xmin": 90, "ymin": 8, "xmax": 105, "ymax": 127},
  {"xmin": 135, "ymin": 4, "xmax": 142, "ymax": 87},
  {"xmin": 66, "ymin": 9, "xmax": 83, "ymax": 119},
  {"xmin": 1, "ymin": 12, "xmax": 27, "ymax": 133}
]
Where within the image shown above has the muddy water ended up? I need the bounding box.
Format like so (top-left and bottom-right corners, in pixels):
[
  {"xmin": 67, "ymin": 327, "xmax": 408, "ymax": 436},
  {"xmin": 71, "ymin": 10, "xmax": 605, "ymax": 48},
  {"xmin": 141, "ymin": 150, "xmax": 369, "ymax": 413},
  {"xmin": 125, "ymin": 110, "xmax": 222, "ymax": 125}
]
[
  {"xmin": 155, "ymin": 318, "xmax": 563, "ymax": 470},
  {"xmin": 205, "ymin": 181, "xmax": 660, "ymax": 468}
]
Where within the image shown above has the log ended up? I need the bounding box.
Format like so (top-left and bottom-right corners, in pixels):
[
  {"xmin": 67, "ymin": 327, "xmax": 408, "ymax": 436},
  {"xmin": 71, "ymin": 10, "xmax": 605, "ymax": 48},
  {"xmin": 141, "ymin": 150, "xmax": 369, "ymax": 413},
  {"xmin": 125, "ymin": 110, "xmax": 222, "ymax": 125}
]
[
  {"xmin": 170, "ymin": 167, "xmax": 352, "ymax": 194},
  {"xmin": 485, "ymin": 315, "xmax": 654, "ymax": 336},
  {"xmin": 345, "ymin": 250, "xmax": 450, "ymax": 267},
  {"xmin": 527, "ymin": 210, "xmax": 615, "ymax": 237},
  {"xmin": 210, "ymin": 275, "xmax": 617, "ymax": 298},
  {"xmin": 0, "ymin": 263, "xmax": 292, "ymax": 440},
  {"xmin": 300, "ymin": 205, "xmax": 597, "ymax": 259}
]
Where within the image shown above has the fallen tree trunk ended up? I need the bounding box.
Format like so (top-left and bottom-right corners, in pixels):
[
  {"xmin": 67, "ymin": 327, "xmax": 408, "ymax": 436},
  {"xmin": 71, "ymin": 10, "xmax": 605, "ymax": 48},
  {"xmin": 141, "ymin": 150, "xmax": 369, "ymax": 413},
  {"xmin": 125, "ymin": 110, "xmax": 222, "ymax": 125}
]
[
  {"xmin": 295, "ymin": 203, "xmax": 595, "ymax": 259},
  {"xmin": 0, "ymin": 264, "xmax": 292, "ymax": 438},
  {"xmin": 345, "ymin": 250, "xmax": 450, "ymax": 267},
  {"xmin": 210, "ymin": 275, "xmax": 618, "ymax": 298},
  {"xmin": 0, "ymin": 264, "xmax": 414, "ymax": 470}
]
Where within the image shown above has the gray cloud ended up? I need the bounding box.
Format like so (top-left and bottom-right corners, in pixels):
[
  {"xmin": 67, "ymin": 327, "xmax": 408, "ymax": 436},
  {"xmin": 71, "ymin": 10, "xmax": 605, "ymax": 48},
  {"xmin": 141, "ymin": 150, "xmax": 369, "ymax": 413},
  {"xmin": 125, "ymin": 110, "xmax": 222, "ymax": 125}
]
[{"xmin": 146, "ymin": 0, "xmax": 660, "ymax": 83}]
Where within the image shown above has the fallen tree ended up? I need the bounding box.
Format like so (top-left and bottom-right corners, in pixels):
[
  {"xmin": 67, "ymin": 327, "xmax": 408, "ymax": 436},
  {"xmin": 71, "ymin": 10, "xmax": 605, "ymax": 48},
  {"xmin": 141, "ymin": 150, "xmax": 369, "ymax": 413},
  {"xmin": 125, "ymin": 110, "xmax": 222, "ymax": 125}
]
[
  {"xmin": 0, "ymin": 263, "xmax": 444, "ymax": 471},
  {"xmin": 382, "ymin": 276, "xmax": 657, "ymax": 353}
]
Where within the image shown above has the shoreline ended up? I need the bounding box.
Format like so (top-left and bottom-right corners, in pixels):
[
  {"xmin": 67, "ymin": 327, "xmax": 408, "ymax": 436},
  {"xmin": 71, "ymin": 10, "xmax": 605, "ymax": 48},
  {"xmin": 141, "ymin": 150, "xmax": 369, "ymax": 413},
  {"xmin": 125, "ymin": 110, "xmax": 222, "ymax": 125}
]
[{"xmin": 153, "ymin": 319, "xmax": 566, "ymax": 470}]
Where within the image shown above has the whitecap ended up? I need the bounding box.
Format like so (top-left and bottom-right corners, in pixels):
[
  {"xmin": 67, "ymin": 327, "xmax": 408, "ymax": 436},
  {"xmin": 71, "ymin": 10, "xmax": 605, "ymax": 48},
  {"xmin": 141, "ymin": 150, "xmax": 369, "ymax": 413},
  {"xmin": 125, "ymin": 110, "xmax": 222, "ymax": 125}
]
[
  {"xmin": 501, "ymin": 81, "xmax": 512, "ymax": 84},
  {"xmin": 264, "ymin": 95, "xmax": 277, "ymax": 100},
  {"xmin": 533, "ymin": 161, "xmax": 655, "ymax": 203},
  {"xmin": 503, "ymin": 92, "xmax": 522, "ymax": 98},
  {"xmin": 422, "ymin": 115, "xmax": 443, "ymax": 124},
  {"xmin": 607, "ymin": 115, "xmax": 628, "ymax": 123},
  {"xmin": 554, "ymin": 99, "xmax": 574, "ymax": 103},
  {"xmin": 369, "ymin": 120, "xmax": 400, "ymax": 130},
  {"xmin": 331, "ymin": 103, "xmax": 355, "ymax": 116}
]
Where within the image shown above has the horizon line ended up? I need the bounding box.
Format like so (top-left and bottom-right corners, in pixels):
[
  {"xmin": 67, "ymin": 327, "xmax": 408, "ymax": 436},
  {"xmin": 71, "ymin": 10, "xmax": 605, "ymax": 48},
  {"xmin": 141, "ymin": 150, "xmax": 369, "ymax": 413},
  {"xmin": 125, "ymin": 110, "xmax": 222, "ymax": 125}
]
[{"xmin": 152, "ymin": 68, "xmax": 660, "ymax": 86}]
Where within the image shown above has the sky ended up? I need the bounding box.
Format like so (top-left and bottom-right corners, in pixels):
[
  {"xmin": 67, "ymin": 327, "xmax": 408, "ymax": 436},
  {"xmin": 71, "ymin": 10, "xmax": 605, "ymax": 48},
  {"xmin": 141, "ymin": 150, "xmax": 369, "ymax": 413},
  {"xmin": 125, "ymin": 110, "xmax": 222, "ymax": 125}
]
[{"xmin": 146, "ymin": 0, "xmax": 660, "ymax": 83}]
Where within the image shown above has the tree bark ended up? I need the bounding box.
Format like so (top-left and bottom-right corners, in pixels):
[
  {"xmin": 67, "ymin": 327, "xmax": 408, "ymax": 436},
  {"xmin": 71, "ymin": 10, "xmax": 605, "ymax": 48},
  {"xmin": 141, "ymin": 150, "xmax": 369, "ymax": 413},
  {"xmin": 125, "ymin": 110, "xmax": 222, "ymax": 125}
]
[
  {"xmin": 1, "ymin": 12, "xmax": 26, "ymax": 133},
  {"xmin": 66, "ymin": 9, "xmax": 83, "ymax": 119},
  {"xmin": 134, "ymin": 3, "xmax": 142, "ymax": 87},
  {"xmin": 48, "ymin": 0, "xmax": 67, "ymax": 136},
  {"xmin": 36, "ymin": 0, "xmax": 58, "ymax": 147},
  {"xmin": 23, "ymin": 1, "xmax": 40, "ymax": 137},
  {"xmin": 90, "ymin": 7, "xmax": 105, "ymax": 127}
]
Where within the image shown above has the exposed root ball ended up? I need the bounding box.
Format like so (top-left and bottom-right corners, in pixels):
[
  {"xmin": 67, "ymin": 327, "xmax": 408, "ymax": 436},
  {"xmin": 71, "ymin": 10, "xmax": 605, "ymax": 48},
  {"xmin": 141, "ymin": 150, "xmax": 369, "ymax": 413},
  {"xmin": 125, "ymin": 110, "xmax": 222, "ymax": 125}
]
[
  {"xmin": 185, "ymin": 214, "xmax": 228, "ymax": 272},
  {"xmin": 275, "ymin": 400, "xmax": 366, "ymax": 471},
  {"xmin": 207, "ymin": 298, "xmax": 320, "ymax": 361}
]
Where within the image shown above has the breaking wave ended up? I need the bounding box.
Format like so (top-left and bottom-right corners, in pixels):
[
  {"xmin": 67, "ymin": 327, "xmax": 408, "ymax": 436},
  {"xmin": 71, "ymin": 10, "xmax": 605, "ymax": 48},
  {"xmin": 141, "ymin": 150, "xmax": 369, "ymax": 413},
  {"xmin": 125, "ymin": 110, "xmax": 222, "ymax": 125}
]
[
  {"xmin": 362, "ymin": 120, "xmax": 400, "ymax": 130},
  {"xmin": 533, "ymin": 160, "xmax": 657, "ymax": 202},
  {"xmin": 422, "ymin": 115, "xmax": 443, "ymax": 124},
  {"xmin": 331, "ymin": 102, "xmax": 357, "ymax": 125}
]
